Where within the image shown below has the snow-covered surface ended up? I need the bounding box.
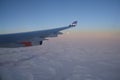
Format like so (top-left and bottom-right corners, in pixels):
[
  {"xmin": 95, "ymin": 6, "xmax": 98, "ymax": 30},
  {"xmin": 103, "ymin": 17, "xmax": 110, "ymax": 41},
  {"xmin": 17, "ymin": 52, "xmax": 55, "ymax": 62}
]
[{"xmin": 0, "ymin": 34, "xmax": 120, "ymax": 80}]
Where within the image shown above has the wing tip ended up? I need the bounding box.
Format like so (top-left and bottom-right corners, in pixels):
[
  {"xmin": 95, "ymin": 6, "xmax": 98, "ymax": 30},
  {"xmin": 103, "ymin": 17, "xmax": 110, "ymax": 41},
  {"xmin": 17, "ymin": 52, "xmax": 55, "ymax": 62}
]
[{"xmin": 69, "ymin": 21, "xmax": 77, "ymax": 27}]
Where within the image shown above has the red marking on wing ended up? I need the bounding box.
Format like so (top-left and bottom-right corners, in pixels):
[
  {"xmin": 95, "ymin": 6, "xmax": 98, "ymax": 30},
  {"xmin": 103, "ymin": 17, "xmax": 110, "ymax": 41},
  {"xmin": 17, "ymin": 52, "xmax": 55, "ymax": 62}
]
[{"xmin": 20, "ymin": 41, "xmax": 32, "ymax": 46}]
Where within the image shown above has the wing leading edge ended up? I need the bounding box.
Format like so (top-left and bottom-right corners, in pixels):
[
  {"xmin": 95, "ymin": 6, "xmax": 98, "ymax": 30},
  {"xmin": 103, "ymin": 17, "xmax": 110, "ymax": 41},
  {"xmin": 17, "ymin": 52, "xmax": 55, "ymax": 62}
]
[{"xmin": 0, "ymin": 21, "xmax": 77, "ymax": 48}]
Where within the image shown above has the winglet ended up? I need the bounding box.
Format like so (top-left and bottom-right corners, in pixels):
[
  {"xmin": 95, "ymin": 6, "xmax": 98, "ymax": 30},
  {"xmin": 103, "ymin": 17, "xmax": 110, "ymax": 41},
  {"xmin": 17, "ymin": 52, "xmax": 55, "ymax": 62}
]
[{"xmin": 69, "ymin": 21, "xmax": 77, "ymax": 27}]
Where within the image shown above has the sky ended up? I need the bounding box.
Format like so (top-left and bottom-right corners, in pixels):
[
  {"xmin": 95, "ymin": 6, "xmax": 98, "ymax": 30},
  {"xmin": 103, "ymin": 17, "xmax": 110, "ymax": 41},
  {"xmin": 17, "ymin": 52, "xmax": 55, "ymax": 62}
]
[{"xmin": 0, "ymin": 0, "xmax": 120, "ymax": 34}]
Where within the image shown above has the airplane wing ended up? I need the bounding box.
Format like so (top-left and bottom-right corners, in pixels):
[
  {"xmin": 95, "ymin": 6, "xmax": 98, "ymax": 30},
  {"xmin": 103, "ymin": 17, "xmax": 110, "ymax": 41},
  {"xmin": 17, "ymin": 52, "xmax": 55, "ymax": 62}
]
[{"xmin": 0, "ymin": 21, "xmax": 77, "ymax": 48}]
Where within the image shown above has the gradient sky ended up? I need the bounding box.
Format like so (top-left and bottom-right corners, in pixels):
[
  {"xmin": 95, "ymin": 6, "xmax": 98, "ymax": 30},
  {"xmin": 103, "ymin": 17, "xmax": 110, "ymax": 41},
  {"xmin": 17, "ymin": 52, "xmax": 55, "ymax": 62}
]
[{"xmin": 0, "ymin": 0, "xmax": 120, "ymax": 34}]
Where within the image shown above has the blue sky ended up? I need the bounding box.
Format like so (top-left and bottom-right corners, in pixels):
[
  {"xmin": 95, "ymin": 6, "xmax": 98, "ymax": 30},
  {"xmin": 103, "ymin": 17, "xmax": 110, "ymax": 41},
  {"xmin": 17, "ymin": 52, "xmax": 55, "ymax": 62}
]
[{"xmin": 0, "ymin": 0, "xmax": 120, "ymax": 34}]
